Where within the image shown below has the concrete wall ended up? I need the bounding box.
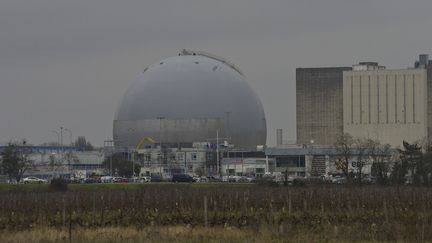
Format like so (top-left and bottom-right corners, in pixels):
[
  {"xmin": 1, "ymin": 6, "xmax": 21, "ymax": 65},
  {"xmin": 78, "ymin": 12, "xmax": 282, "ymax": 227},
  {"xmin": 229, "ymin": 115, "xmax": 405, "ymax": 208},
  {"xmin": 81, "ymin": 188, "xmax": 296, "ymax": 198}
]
[
  {"xmin": 343, "ymin": 69, "xmax": 428, "ymax": 147},
  {"xmin": 296, "ymin": 67, "xmax": 352, "ymax": 146},
  {"xmin": 114, "ymin": 118, "xmax": 224, "ymax": 148},
  {"xmin": 427, "ymin": 65, "xmax": 432, "ymax": 139}
]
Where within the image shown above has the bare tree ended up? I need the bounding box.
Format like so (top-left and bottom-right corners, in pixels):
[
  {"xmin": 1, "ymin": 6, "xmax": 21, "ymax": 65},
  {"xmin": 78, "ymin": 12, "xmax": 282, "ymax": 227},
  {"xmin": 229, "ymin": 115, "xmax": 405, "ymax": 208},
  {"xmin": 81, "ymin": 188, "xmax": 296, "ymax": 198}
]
[
  {"xmin": 353, "ymin": 138, "xmax": 382, "ymax": 185},
  {"xmin": 334, "ymin": 133, "xmax": 355, "ymax": 179},
  {"xmin": 0, "ymin": 142, "xmax": 33, "ymax": 182},
  {"xmin": 370, "ymin": 143, "xmax": 393, "ymax": 185},
  {"xmin": 74, "ymin": 136, "xmax": 94, "ymax": 151}
]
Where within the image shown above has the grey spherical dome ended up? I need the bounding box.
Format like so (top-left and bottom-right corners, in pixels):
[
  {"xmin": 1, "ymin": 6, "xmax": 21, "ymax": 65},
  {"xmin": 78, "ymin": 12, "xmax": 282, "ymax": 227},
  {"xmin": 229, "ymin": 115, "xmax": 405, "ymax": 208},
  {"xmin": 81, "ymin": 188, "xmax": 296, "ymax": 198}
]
[{"xmin": 113, "ymin": 51, "xmax": 266, "ymax": 149}]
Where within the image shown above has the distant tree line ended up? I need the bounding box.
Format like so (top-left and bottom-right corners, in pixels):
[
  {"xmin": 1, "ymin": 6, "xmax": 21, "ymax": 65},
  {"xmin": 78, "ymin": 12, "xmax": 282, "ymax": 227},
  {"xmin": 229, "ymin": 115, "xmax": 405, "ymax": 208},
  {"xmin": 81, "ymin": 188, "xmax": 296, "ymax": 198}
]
[{"xmin": 74, "ymin": 136, "xmax": 94, "ymax": 151}]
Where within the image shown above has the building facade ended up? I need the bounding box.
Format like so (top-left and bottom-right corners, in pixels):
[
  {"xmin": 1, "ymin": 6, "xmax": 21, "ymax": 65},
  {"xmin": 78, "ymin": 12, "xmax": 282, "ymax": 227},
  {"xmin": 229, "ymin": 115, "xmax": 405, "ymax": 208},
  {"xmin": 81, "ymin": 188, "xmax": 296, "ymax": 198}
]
[
  {"xmin": 343, "ymin": 63, "xmax": 428, "ymax": 147},
  {"xmin": 135, "ymin": 142, "xmax": 271, "ymax": 178},
  {"xmin": 0, "ymin": 145, "xmax": 105, "ymax": 180},
  {"xmin": 296, "ymin": 67, "xmax": 352, "ymax": 146}
]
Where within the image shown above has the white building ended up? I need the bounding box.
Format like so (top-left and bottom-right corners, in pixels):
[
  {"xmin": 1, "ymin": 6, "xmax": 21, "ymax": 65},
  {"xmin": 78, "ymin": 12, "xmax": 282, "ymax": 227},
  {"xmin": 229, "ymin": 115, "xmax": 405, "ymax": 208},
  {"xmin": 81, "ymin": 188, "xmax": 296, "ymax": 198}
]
[{"xmin": 343, "ymin": 63, "xmax": 428, "ymax": 147}]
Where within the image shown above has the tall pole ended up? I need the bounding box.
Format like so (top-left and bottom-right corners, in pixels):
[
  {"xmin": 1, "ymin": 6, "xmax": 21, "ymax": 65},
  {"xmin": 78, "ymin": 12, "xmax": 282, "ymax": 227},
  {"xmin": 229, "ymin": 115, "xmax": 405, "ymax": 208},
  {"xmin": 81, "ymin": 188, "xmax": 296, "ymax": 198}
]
[
  {"xmin": 130, "ymin": 148, "xmax": 134, "ymax": 179},
  {"xmin": 241, "ymin": 151, "xmax": 244, "ymax": 176},
  {"xmin": 265, "ymin": 155, "xmax": 269, "ymax": 174},
  {"xmin": 157, "ymin": 117, "xmax": 165, "ymax": 175},
  {"xmin": 60, "ymin": 126, "xmax": 63, "ymax": 153},
  {"xmin": 127, "ymin": 128, "xmax": 135, "ymax": 179},
  {"xmin": 51, "ymin": 130, "xmax": 60, "ymax": 153},
  {"xmin": 103, "ymin": 140, "xmax": 114, "ymax": 177},
  {"xmin": 110, "ymin": 141, "xmax": 113, "ymax": 176},
  {"xmin": 63, "ymin": 127, "xmax": 72, "ymax": 173},
  {"xmin": 216, "ymin": 130, "xmax": 219, "ymax": 176},
  {"xmin": 225, "ymin": 111, "xmax": 231, "ymax": 177},
  {"xmin": 64, "ymin": 128, "xmax": 72, "ymax": 146},
  {"xmin": 227, "ymin": 147, "xmax": 230, "ymax": 176}
]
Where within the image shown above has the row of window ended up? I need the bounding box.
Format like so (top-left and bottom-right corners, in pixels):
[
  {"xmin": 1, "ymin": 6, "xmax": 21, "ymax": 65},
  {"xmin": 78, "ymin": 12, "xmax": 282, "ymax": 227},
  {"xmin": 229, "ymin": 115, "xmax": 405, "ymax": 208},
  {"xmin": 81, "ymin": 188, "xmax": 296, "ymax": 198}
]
[{"xmin": 141, "ymin": 152, "xmax": 198, "ymax": 162}]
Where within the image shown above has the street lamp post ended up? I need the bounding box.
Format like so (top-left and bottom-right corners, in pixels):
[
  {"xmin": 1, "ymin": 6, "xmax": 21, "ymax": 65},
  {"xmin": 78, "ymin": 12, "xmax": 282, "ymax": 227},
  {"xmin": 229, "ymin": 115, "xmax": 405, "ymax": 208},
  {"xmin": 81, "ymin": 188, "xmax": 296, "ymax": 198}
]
[
  {"xmin": 104, "ymin": 139, "xmax": 125, "ymax": 177},
  {"xmin": 51, "ymin": 130, "xmax": 60, "ymax": 153},
  {"xmin": 157, "ymin": 117, "xmax": 165, "ymax": 175},
  {"xmin": 60, "ymin": 126, "xmax": 64, "ymax": 154},
  {"xmin": 216, "ymin": 130, "xmax": 219, "ymax": 176},
  {"xmin": 204, "ymin": 131, "xmax": 229, "ymax": 176},
  {"xmin": 127, "ymin": 128, "xmax": 135, "ymax": 179},
  {"xmin": 64, "ymin": 128, "xmax": 73, "ymax": 147},
  {"xmin": 225, "ymin": 111, "xmax": 231, "ymax": 177},
  {"xmin": 104, "ymin": 140, "xmax": 115, "ymax": 176}
]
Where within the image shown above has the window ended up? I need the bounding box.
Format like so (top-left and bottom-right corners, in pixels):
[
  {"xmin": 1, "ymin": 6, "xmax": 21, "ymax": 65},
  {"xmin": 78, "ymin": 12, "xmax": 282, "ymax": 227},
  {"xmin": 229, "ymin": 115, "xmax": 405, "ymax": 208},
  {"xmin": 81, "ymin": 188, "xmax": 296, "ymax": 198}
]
[
  {"xmin": 256, "ymin": 168, "xmax": 265, "ymax": 174},
  {"xmin": 276, "ymin": 156, "xmax": 305, "ymax": 168},
  {"xmin": 191, "ymin": 153, "xmax": 197, "ymax": 161},
  {"xmin": 177, "ymin": 153, "xmax": 184, "ymax": 161}
]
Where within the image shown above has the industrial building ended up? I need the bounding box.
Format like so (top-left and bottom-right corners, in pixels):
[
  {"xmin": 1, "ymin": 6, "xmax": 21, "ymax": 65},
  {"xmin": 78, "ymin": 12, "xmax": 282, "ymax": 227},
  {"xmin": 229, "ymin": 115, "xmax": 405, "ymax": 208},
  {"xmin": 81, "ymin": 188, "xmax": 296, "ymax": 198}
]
[
  {"xmin": 343, "ymin": 62, "xmax": 428, "ymax": 146},
  {"xmin": 296, "ymin": 67, "xmax": 352, "ymax": 146},
  {"xmin": 113, "ymin": 50, "xmax": 266, "ymax": 150},
  {"xmin": 297, "ymin": 54, "xmax": 432, "ymax": 148},
  {"xmin": 0, "ymin": 145, "xmax": 105, "ymax": 180},
  {"xmin": 136, "ymin": 144, "xmax": 275, "ymax": 178},
  {"xmin": 111, "ymin": 50, "xmax": 268, "ymax": 177},
  {"xmin": 266, "ymin": 145, "xmax": 395, "ymax": 178}
]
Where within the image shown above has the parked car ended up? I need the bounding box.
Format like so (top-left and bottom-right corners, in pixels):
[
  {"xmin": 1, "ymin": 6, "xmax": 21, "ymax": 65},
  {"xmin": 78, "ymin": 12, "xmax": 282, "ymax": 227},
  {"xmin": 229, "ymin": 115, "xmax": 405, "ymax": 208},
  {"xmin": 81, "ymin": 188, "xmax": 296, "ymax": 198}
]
[
  {"xmin": 332, "ymin": 176, "xmax": 347, "ymax": 184},
  {"xmin": 140, "ymin": 176, "xmax": 151, "ymax": 183},
  {"xmin": 112, "ymin": 177, "xmax": 128, "ymax": 183},
  {"xmin": 192, "ymin": 176, "xmax": 208, "ymax": 182},
  {"xmin": 208, "ymin": 175, "xmax": 222, "ymax": 182},
  {"xmin": 100, "ymin": 176, "xmax": 113, "ymax": 183},
  {"xmin": 22, "ymin": 177, "xmax": 47, "ymax": 184},
  {"xmin": 69, "ymin": 177, "xmax": 83, "ymax": 184},
  {"xmin": 172, "ymin": 174, "xmax": 195, "ymax": 182},
  {"xmin": 84, "ymin": 177, "xmax": 97, "ymax": 184},
  {"xmin": 150, "ymin": 174, "xmax": 163, "ymax": 182}
]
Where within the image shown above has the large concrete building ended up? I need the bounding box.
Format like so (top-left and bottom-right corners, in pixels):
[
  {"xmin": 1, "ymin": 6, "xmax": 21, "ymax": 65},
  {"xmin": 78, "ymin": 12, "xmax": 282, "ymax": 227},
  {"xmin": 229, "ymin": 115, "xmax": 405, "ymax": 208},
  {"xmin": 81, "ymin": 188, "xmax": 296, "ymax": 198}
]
[
  {"xmin": 296, "ymin": 67, "xmax": 352, "ymax": 146},
  {"xmin": 297, "ymin": 55, "xmax": 432, "ymax": 148},
  {"xmin": 415, "ymin": 54, "xmax": 432, "ymax": 138},
  {"xmin": 343, "ymin": 62, "xmax": 428, "ymax": 147}
]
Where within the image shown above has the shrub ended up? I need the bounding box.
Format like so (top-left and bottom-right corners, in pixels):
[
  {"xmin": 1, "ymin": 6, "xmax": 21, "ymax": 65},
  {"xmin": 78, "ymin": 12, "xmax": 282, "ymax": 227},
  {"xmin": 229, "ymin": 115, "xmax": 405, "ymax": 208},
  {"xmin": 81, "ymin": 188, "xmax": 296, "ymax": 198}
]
[{"xmin": 49, "ymin": 178, "xmax": 68, "ymax": 192}]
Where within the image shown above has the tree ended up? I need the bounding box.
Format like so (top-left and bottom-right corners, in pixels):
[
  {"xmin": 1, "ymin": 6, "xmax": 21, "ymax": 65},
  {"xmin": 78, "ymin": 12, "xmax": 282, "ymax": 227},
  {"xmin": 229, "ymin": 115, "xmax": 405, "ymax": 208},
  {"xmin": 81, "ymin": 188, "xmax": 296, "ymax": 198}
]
[
  {"xmin": 74, "ymin": 136, "xmax": 94, "ymax": 151},
  {"xmin": 102, "ymin": 152, "xmax": 140, "ymax": 177},
  {"xmin": 422, "ymin": 141, "xmax": 432, "ymax": 186},
  {"xmin": 48, "ymin": 154, "xmax": 62, "ymax": 179},
  {"xmin": 0, "ymin": 143, "xmax": 33, "ymax": 182},
  {"xmin": 334, "ymin": 133, "xmax": 355, "ymax": 179},
  {"xmin": 352, "ymin": 138, "xmax": 371, "ymax": 184},
  {"xmin": 370, "ymin": 143, "xmax": 393, "ymax": 185},
  {"xmin": 396, "ymin": 141, "xmax": 422, "ymax": 185}
]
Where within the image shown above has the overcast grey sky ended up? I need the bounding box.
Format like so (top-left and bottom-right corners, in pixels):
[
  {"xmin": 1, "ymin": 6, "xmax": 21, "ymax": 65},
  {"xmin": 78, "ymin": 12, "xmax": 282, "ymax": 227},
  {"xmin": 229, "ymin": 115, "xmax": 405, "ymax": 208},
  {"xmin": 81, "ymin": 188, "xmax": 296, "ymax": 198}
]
[{"xmin": 1, "ymin": 0, "xmax": 431, "ymax": 146}]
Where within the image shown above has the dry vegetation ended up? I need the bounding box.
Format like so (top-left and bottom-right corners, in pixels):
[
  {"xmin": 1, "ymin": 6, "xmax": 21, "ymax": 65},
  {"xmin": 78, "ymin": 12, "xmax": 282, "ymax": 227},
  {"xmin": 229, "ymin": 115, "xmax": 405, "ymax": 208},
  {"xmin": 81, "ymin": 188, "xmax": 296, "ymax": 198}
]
[{"xmin": 1, "ymin": 184, "xmax": 432, "ymax": 242}]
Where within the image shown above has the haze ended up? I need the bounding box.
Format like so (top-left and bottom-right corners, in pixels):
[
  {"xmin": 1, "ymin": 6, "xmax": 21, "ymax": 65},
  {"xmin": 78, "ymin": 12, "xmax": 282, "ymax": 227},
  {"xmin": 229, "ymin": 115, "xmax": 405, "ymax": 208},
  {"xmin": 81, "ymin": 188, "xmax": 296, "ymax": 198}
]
[{"xmin": 1, "ymin": 0, "xmax": 431, "ymax": 146}]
